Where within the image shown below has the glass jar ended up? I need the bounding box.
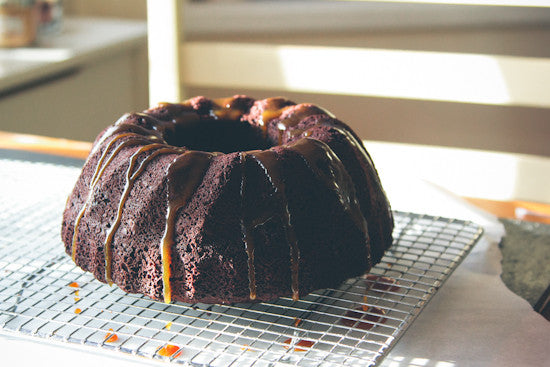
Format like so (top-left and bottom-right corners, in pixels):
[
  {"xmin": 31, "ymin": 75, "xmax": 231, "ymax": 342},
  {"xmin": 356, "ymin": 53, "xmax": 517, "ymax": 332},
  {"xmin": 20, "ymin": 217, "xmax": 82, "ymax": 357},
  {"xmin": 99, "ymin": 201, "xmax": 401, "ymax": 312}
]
[
  {"xmin": 37, "ymin": 0, "xmax": 62, "ymax": 35},
  {"xmin": 0, "ymin": 0, "xmax": 38, "ymax": 48}
]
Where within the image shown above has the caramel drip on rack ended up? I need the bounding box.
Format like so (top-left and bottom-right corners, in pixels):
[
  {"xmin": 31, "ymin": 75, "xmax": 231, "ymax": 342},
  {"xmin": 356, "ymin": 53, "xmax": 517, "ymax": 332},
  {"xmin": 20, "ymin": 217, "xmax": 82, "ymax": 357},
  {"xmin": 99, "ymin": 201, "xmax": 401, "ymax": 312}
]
[
  {"xmin": 239, "ymin": 152, "xmax": 257, "ymax": 300},
  {"xmin": 72, "ymin": 132, "xmax": 160, "ymax": 261},
  {"xmin": 103, "ymin": 144, "xmax": 183, "ymax": 284},
  {"xmin": 252, "ymin": 150, "xmax": 301, "ymax": 301},
  {"xmin": 160, "ymin": 151, "xmax": 213, "ymax": 303}
]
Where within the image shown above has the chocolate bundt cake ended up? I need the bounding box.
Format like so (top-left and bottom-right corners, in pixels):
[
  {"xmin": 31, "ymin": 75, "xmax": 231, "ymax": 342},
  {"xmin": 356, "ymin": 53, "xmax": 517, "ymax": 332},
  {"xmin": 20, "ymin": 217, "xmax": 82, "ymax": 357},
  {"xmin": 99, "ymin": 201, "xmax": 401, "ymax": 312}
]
[{"xmin": 61, "ymin": 95, "xmax": 393, "ymax": 304}]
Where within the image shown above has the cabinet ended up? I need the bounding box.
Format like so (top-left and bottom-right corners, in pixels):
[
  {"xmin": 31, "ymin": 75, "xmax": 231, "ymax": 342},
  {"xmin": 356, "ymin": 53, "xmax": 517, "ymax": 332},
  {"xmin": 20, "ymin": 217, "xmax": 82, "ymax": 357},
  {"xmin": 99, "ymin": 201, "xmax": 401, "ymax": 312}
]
[{"xmin": 0, "ymin": 18, "xmax": 148, "ymax": 142}]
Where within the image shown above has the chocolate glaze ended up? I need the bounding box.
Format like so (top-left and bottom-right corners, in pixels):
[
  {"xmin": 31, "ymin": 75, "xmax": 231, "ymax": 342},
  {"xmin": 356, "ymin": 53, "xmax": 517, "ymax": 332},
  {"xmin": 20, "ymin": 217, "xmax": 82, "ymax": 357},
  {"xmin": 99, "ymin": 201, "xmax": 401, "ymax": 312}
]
[
  {"xmin": 104, "ymin": 144, "xmax": 183, "ymax": 284},
  {"xmin": 251, "ymin": 149, "xmax": 301, "ymax": 301},
  {"xmin": 63, "ymin": 95, "xmax": 393, "ymax": 304},
  {"xmin": 71, "ymin": 131, "xmax": 161, "ymax": 261},
  {"xmin": 239, "ymin": 152, "xmax": 257, "ymax": 300},
  {"xmin": 161, "ymin": 151, "xmax": 213, "ymax": 303}
]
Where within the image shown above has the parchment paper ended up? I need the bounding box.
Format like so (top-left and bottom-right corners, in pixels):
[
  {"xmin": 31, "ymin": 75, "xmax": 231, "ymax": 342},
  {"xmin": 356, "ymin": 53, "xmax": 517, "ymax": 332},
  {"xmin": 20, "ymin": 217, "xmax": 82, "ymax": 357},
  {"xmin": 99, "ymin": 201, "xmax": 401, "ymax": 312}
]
[{"xmin": 379, "ymin": 172, "xmax": 550, "ymax": 367}]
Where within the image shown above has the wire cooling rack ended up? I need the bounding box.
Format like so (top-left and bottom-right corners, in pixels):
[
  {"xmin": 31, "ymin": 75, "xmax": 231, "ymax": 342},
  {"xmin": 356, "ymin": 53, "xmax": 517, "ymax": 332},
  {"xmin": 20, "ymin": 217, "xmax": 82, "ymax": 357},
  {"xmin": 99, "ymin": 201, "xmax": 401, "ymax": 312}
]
[{"xmin": 0, "ymin": 153, "xmax": 483, "ymax": 366}]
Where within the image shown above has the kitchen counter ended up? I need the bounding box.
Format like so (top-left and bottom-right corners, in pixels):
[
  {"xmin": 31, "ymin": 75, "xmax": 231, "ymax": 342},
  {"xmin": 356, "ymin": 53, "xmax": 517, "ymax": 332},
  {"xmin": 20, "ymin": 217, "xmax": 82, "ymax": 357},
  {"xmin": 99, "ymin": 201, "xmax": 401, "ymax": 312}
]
[
  {"xmin": 0, "ymin": 17, "xmax": 146, "ymax": 95},
  {"xmin": 0, "ymin": 18, "xmax": 148, "ymax": 142},
  {"xmin": 0, "ymin": 134, "xmax": 549, "ymax": 366}
]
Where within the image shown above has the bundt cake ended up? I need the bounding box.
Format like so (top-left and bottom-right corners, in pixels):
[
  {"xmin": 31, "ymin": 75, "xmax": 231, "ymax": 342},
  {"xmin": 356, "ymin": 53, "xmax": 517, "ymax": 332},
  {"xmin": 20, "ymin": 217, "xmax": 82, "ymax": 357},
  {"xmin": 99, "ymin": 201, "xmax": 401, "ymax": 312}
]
[{"xmin": 61, "ymin": 95, "xmax": 393, "ymax": 304}]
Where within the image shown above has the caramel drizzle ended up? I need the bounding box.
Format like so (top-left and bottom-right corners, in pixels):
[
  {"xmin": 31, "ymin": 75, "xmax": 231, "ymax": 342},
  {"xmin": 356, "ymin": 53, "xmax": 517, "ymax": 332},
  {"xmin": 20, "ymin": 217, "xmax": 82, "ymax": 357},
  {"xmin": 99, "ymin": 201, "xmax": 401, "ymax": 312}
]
[
  {"xmin": 239, "ymin": 152, "xmax": 257, "ymax": 300},
  {"xmin": 265, "ymin": 103, "xmax": 372, "ymax": 250},
  {"xmin": 316, "ymin": 121, "xmax": 393, "ymax": 260},
  {"xmin": 71, "ymin": 132, "xmax": 160, "ymax": 261},
  {"xmin": 317, "ymin": 120, "xmax": 377, "ymax": 175},
  {"xmin": 211, "ymin": 97, "xmax": 247, "ymax": 121},
  {"xmin": 252, "ymin": 150, "xmax": 301, "ymax": 301},
  {"xmin": 260, "ymin": 103, "xmax": 328, "ymax": 145},
  {"xmin": 90, "ymin": 119, "xmax": 164, "ymax": 158},
  {"xmin": 259, "ymin": 108, "xmax": 283, "ymax": 139},
  {"xmin": 288, "ymin": 138, "xmax": 369, "ymax": 246},
  {"xmin": 90, "ymin": 132, "xmax": 140, "ymax": 184},
  {"xmin": 260, "ymin": 101, "xmax": 367, "ymax": 233},
  {"xmin": 277, "ymin": 104, "xmax": 327, "ymax": 131},
  {"xmin": 288, "ymin": 138, "xmax": 371, "ymax": 267},
  {"xmin": 160, "ymin": 151, "xmax": 213, "ymax": 303},
  {"xmin": 73, "ymin": 108, "xmax": 214, "ymax": 303},
  {"xmin": 257, "ymin": 98, "xmax": 291, "ymax": 139},
  {"xmin": 247, "ymin": 99, "xmax": 371, "ymax": 300},
  {"xmin": 103, "ymin": 143, "xmax": 183, "ymax": 284}
]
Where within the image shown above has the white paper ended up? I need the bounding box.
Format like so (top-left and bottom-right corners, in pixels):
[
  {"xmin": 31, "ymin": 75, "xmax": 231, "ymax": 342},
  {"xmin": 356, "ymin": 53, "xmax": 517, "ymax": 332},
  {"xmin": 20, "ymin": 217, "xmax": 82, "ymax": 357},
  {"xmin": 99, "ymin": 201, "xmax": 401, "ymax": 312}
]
[{"xmin": 380, "ymin": 173, "xmax": 550, "ymax": 367}]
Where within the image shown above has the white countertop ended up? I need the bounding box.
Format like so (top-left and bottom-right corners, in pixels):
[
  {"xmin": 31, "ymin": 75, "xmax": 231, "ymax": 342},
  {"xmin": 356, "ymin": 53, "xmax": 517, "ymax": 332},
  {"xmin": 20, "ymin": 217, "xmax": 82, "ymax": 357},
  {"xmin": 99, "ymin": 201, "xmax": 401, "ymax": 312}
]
[{"xmin": 0, "ymin": 17, "xmax": 146, "ymax": 94}]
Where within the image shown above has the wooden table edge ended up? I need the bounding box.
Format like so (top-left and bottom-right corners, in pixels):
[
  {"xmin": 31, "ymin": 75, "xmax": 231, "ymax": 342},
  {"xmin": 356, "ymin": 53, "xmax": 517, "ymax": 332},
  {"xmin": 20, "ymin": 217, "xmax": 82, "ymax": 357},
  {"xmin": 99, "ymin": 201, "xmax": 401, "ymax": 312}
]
[{"xmin": 0, "ymin": 131, "xmax": 92, "ymax": 160}]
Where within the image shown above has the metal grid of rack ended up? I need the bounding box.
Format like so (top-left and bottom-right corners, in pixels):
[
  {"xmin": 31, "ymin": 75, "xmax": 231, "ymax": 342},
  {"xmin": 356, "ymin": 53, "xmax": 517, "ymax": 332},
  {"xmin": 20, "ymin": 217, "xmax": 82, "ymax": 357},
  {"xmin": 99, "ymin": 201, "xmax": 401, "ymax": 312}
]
[{"xmin": 0, "ymin": 155, "xmax": 482, "ymax": 366}]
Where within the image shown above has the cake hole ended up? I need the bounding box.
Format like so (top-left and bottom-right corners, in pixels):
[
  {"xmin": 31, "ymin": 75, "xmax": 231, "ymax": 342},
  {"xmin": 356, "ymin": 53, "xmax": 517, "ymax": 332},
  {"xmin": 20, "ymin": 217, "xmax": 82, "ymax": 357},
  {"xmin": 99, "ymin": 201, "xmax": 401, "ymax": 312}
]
[{"xmin": 164, "ymin": 119, "xmax": 272, "ymax": 153}]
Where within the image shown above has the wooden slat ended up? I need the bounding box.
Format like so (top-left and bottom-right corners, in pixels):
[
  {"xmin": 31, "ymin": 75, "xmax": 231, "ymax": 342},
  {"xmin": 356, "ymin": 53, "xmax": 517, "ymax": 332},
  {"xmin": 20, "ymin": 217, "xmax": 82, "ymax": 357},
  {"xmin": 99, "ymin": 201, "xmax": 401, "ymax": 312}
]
[{"xmin": 181, "ymin": 42, "xmax": 550, "ymax": 108}]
